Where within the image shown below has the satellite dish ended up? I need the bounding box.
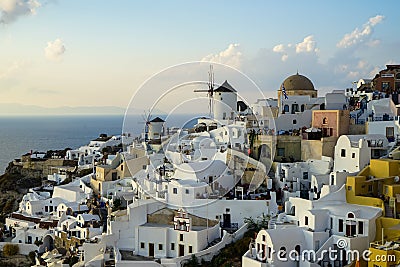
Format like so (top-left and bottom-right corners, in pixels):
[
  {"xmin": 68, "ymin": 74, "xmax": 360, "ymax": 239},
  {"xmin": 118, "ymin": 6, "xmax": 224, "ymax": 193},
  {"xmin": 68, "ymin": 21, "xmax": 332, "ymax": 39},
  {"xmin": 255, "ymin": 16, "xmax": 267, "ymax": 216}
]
[{"xmin": 395, "ymin": 176, "xmax": 399, "ymax": 183}]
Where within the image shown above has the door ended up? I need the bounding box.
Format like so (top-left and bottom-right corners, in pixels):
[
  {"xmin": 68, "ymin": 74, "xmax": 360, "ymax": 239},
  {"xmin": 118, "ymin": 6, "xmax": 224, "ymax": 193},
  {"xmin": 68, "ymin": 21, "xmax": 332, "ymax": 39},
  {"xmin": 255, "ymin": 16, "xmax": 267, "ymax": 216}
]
[
  {"xmin": 149, "ymin": 243, "xmax": 154, "ymax": 257},
  {"xmin": 179, "ymin": 244, "xmax": 184, "ymax": 257}
]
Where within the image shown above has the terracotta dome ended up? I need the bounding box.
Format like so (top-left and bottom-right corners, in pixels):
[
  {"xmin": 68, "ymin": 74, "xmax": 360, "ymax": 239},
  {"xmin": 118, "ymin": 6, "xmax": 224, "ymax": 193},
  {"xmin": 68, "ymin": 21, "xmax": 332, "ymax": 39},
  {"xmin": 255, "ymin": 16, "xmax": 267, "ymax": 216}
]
[{"xmin": 282, "ymin": 73, "xmax": 315, "ymax": 91}]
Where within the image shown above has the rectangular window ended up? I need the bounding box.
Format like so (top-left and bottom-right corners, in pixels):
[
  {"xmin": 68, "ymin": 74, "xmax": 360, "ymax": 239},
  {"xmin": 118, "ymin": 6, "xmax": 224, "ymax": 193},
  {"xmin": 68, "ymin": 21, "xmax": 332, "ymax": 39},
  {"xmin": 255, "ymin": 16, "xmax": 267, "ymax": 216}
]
[
  {"xmin": 159, "ymin": 244, "xmax": 163, "ymax": 250},
  {"xmin": 358, "ymin": 221, "xmax": 364, "ymax": 235},
  {"xmin": 185, "ymin": 189, "xmax": 189, "ymax": 194},
  {"xmin": 386, "ymin": 127, "xmax": 395, "ymax": 139},
  {"xmin": 382, "ymin": 82, "xmax": 390, "ymax": 92},
  {"xmin": 330, "ymin": 217, "xmax": 333, "ymax": 229},
  {"xmin": 277, "ymin": 148, "xmax": 285, "ymax": 157},
  {"xmin": 339, "ymin": 219, "xmax": 343, "ymax": 232},
  {"xmin": 303, "ymin": 172, "xmax": 308, "ymax": 180},
  {"xmin": 45, "ymin": 206, "xmax": 48, "ymax": 212},
  {"xmin": 341, "ymin": 149, "xmax": 346, "ymax": 157},
  {"xmin": 352, "ymin": 153, "xmax": 355, "ymax": 158},
  {"xmin": 180, "ymin": 234, "xmax": 184, "ymax": 241},
  {"xmin": 140, "ymin": 242, "xmax": 145, "ymax": 249},
  {"xmin": 189, "ymin": 246, "xmax": 193, "ymax": 253},
  {"xmin": 305, "ymin": 216, "xmax": 309, "ymax": 225},
  {"xmin": 171, "ymin": 243, "xmax": 175, "ymax": 250},
  {"xmin": 262, "ymin": 235, "xmax": 266, "ymax": 241},
  {"xmin": 173, "ymin": 188, "xmax": 178, "ymax": 194}
]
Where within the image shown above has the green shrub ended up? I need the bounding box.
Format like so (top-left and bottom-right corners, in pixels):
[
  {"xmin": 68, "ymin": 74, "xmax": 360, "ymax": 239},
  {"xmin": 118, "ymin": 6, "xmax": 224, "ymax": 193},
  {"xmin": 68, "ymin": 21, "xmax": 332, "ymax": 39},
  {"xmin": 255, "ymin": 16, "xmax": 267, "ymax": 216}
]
[
  {"xmin": 28, "ymin": 251, "xmax": 36, "ymax": 264},
  {"xmin": 2, "ymin": 243, "xmax": 19, "ymax": 257}
]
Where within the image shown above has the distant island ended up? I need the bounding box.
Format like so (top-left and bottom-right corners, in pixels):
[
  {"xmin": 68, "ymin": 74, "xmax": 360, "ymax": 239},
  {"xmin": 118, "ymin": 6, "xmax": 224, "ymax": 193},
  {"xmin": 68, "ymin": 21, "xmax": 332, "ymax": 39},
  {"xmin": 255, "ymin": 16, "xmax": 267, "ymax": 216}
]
[{"xmin": 0, "ymin": 103, "xmax": 126, "ymax": 116}]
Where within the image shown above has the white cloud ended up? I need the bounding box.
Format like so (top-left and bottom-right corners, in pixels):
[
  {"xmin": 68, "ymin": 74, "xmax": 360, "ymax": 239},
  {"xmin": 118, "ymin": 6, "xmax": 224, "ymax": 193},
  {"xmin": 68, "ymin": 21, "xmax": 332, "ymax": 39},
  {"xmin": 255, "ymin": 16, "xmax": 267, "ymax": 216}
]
[
  {"xmin": 272, "ymin": 44, "xmax": 285, "ymax": 53},
  {"xmin": 337, "ymin": 15, "xmax": 384, "ymax": 48},
  {"xmin": 367, "ymin": 39, "xmax": 381, "ymax": 47},
  {"xmin": 201, "ymin": 43, "xmax": 242, "ymax": 69},
  {"xmin": 0, "ymin": 60, "xmax": 28, "ymax": 80},
  {"xmin": 357, "ymin": 60, "xmax": 368, "ymax": 69},
  {"xmin": 0, "ymin": 0, "xmax": 40, "ymax": 24},
  {"xmin": 45, "ymin": 38, "xmax": 66, "ymax": 61},
  {"xmin": 369, "ymin": 15, "xmax": 384, "ymax": 26},
  {"xmin": 295, "ymin": 35, "xmax": 318, "ymax": 53},
  {"xmin": 272, "ymin": 35, "xmax": 318, "ymax": 62}
]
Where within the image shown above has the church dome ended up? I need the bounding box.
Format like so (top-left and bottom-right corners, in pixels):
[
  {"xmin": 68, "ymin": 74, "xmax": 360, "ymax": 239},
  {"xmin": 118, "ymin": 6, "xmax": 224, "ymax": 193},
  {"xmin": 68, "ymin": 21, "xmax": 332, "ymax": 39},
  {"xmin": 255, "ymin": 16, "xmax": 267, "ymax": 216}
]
[{"xmin": 282, "ymin": 73, "xmax": 315, "ymax": 91}]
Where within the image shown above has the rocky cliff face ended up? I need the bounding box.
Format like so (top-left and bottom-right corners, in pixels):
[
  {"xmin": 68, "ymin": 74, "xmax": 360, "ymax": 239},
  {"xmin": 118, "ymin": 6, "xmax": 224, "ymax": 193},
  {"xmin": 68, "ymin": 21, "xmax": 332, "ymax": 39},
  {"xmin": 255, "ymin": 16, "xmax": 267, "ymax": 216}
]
[
  {"xmin": 1, "ymin": 162, "xmax": 42, "ymax": 192},
  {"xmin": 0, "ymin": 162, "xmax": 43, "ymax": 223}
]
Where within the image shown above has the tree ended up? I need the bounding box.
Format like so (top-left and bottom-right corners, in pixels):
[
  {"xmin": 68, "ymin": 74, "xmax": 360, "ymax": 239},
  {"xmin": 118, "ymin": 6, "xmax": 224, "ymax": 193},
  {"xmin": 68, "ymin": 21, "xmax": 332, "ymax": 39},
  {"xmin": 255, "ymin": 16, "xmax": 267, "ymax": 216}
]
[
  {"xmin": 3, "ymin": 243, "xmax": 19, "ymax": 256},
  {"xmin": 244, "ymin": 213, "xmax": 270, "ymax": 233},
  {"xmin": 28, "ymin": 251, "xmax": 36, "ymax": 264},
  {"xmin": 183, "ymin": 254, "xmax": 199, "ymax": 267},
  {"xmin": 112, "ymin": 198, "xmax": 122, "ymax": 211}
]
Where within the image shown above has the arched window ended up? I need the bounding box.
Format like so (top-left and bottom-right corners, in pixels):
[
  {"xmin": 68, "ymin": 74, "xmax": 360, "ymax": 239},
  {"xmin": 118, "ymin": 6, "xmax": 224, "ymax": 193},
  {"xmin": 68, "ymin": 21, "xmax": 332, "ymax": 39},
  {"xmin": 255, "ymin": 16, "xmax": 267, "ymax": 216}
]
[
  {"xmin": 322, "ymin": 117, "xmax": 328, "ymax": 124},
  {"xmin": 289, "ymin": 206, "xmax": 296, "ymax": 216},
  {"xmin": 347, "ymin": 212, "xmax": 355, "ymax": 219},
  {"xmin": 284, "ymin": 105, "xmax": 289, "ymax": 113}
]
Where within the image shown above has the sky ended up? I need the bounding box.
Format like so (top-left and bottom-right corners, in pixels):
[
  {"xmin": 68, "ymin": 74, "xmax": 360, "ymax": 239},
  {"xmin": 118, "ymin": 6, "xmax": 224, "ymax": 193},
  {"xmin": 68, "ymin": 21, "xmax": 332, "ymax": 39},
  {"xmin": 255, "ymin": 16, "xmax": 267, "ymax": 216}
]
[{"xmin": 0, "ymin": 0, "xmax": 400, "ymax": 113}]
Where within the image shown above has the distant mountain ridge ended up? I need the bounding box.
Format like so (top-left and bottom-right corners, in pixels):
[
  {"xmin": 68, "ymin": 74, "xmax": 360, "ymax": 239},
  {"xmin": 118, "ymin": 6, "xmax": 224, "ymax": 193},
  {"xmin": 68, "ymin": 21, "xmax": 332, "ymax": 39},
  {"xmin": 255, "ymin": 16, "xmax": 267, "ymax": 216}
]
[{"xmin": 0, "ymin": 103, "xmax": 126, "ymax": 116}]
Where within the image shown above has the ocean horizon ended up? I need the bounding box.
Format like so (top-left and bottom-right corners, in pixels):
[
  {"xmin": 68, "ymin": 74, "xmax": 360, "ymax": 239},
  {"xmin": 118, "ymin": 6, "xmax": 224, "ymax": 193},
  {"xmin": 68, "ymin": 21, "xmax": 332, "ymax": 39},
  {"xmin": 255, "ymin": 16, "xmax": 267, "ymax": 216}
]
[{"xmin": 0, "ymin": 114, "xmax": 196, "ymax": 174}]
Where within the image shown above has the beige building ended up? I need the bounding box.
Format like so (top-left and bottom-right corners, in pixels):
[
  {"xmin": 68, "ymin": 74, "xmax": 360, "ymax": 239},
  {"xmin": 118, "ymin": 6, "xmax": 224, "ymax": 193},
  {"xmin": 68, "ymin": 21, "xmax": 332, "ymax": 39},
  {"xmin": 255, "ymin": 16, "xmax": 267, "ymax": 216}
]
[
  {"xmin": 312, "ymin": 109, "xmax": 350, "ymax": 137},
  {"xmin": 91, "ymin": 153, "xmax": 132, "ymax": 195}
]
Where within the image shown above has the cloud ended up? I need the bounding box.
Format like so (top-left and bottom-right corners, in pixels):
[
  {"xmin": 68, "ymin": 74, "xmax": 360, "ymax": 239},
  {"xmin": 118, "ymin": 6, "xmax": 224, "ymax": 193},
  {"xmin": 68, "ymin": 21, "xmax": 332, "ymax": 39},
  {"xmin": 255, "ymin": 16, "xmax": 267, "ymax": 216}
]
[
  {"xmin": 0, "ymin": 0, "xmax": 41, "ymax": 24},
  {"xmin": 272, "ymin": 44, "xmax": 285, "ymax": 53},
  {"xmin": 201, "ymin": 43, "xmax": 242, "ymax": 68},
  {"xmin": 45, "ymin": 38, "xmax": 66, "ymax": 61},
  {"xmin": 295, "ymin": 35, "xmax": 318, "ymax": 53},
  {"xmin": 0, "ymin": 61, "xmax": 27, "ymax": 80},
  {"xmin": 272, "ymin": 35, "xmax": 318, "ymax": 62},
  {"xmin": 337, "ymin": 15, "xmax": 384, "ymax": 48}
]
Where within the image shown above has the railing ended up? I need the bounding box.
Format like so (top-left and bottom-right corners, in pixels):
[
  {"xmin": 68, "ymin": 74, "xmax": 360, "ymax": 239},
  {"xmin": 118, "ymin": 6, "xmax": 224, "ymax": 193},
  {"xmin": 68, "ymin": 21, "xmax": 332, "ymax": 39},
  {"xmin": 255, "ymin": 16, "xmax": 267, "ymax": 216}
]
[{"xmin": 219, "ymin": 222, "xmax": 239, "ymax": 231}]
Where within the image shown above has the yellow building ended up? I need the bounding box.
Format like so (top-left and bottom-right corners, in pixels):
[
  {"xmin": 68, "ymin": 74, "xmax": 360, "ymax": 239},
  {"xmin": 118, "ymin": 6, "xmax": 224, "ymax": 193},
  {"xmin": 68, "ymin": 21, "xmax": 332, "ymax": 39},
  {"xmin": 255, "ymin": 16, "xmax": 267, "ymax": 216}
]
[{"xmin": 345, "ymin": 159, "xmax": 400, "ymax": 266}]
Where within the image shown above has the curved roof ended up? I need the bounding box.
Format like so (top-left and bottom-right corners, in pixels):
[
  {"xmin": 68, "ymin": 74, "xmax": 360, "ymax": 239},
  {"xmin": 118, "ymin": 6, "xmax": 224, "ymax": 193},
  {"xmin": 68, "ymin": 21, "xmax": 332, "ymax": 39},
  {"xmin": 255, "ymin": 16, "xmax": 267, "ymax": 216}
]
[{"xmin": 281, "ymin": 73, "xmax": 315, "ymax": 91}]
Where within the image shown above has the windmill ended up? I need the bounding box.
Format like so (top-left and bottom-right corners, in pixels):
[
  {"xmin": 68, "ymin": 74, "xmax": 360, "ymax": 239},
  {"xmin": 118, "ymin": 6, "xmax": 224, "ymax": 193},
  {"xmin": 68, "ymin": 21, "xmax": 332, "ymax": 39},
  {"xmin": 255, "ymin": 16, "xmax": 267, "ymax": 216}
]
[
  {"xmin": 194, "ymin": 65, "xmax": 215, "ymax": 118},
  {"xmin": 138, "ymin": 110, "xmax": 151, "ymax": 141}
]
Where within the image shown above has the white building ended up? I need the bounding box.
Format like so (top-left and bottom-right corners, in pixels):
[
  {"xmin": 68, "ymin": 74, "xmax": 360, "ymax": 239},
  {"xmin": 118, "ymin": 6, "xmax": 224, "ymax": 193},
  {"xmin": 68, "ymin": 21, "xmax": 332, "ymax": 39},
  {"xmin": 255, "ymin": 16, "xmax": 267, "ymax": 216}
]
[
  {"xmin": 275, "ymin": 157, "xmax": 333, "ymax": 200},
  {"xmin": 333, "ymin": 135, "xmax": 371, "ymax": 173},
  {"xmin": 213, "ymin": 80, "xmax": 238, "ymax": 122},
  {"xmin": 242, "ymin": 186, "xmax": 382, "ymax": 267},
  {"xmin": 52, "ymin": 179, "xmax": 93, "ymax": 203},
  {"xmin": 148, "ymin": 117, "xmax": 165, "ymax": 140},
  {"xmin": 325, "ymin": 90, "xmax": 347, "ymax": 110}
]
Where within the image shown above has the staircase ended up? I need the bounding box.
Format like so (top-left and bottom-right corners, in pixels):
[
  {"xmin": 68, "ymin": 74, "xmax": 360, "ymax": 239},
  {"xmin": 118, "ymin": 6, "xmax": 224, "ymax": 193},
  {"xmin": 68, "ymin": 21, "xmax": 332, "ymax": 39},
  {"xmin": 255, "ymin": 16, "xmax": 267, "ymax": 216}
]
[
  {"xmin": 384, "ymin": 202, "xmax": 394, "ymax": 218},
  {"xmin": 268, "ymin": 216, "xmax": 277, "ymax": 229}
]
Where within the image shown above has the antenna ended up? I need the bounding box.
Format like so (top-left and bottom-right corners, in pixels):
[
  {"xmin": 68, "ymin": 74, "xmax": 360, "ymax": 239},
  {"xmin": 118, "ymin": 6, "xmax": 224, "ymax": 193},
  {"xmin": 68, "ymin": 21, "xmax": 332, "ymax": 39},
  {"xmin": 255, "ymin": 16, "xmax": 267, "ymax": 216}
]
[
  {"xmin": 194, "ymin": 65, "xmax": 215, "ymax": 118},
  {"xmin": 208, "ymin": 65, "xmax": 214, "ymax": 117}
]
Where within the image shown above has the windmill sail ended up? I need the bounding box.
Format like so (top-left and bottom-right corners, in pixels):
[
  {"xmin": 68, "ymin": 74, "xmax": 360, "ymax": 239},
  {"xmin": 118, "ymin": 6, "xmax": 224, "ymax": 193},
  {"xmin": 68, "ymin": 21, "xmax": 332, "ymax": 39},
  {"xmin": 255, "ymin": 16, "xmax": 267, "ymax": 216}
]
[{"xmin": 194, "ymin": 65, "xmax": 215, "ymax": 118}]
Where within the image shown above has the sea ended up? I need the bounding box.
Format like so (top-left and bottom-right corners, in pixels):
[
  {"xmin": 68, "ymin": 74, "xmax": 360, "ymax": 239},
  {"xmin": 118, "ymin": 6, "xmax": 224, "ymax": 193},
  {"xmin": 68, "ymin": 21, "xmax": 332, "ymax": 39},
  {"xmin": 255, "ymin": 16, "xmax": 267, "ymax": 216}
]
[{"xmin": 0, "ymin": 114, "xmax": 196, "ymax": 175}]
